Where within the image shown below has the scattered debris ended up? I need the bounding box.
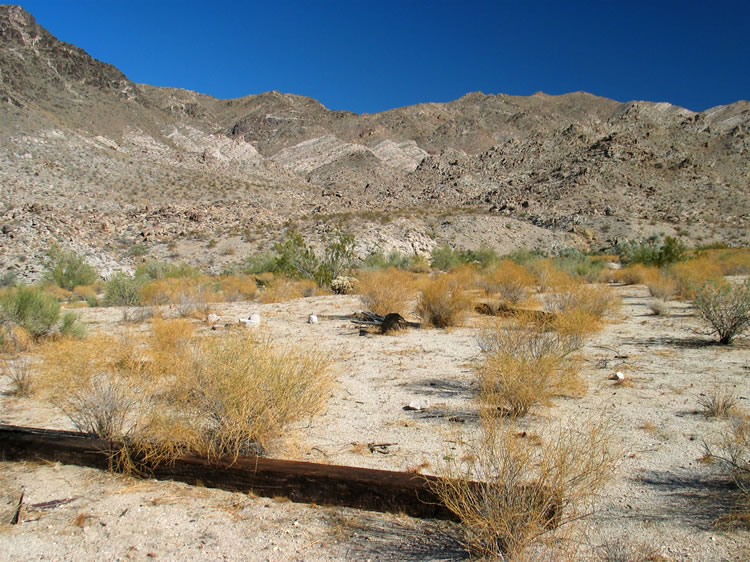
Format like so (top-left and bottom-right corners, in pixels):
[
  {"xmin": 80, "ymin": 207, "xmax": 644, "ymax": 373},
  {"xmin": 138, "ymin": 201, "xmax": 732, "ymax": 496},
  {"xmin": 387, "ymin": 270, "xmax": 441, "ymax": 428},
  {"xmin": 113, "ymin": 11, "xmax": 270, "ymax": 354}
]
[
  {"xmin": 10, "ymin": 489, "xmax": 24, "ymax": 524},
  {"xmin": 352, "ymin": 312, "xmax": 420, "ymax": 334},
  {"xmin": 367, "ymin": 442, "xmax": 396, "ymax": 454}
]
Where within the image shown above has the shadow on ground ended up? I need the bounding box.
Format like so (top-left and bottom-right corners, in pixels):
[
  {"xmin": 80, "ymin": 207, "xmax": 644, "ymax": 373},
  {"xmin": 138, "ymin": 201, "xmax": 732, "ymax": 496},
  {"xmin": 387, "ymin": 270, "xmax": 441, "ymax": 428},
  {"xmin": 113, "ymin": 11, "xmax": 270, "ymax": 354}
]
[
  {"xmin": 325, "ymin": 509, "xmax": 468, "ymax": 561},
  {"xmin": 634, "ymin": 469, "xmax": 745, "ymax": 530}
]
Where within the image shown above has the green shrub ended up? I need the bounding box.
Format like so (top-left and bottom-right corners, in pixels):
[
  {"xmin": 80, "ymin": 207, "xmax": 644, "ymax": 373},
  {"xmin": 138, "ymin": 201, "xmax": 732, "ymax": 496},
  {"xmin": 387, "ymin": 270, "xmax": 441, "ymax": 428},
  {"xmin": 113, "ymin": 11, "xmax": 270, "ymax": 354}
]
[
  {"xmin": 241, "ymin": 252, "xmax": 280, "ymax": 275},
  {"xmin": 361, "ymin": 250, "xmax": 414, "ymax": 270},
  {"xmin": 430, "ymin": 245, "xmax": 466, "ymax": 271},
  {"xmin": 135, "ymin": 260, "xmax": 202, "ymax": 281},
  {"xmin": 60, "ymin": 311, "xmax": 86, "ymax": 339},
  {"xmin": 273, "ymin": 229, "xmax": 356, "ymax": 287},
  {"xmin": 549, "ymin": 249, "xmax": 605, "ymax": 282},
  {"xmin": 614, "ymin": 235, "xmax": 686, "ymax": 267},
  {"xmin": 462, "ymin": 245, "xmax": 501, "ymax": 269},
  {"xmin": 44, "ymin": 245, "xmax": 99, "ymax": 290},
  {"xmin": 104, "ymin": 274, "xmax": 145, "ymax": 307},
  {"xmin": 0, "ymin": 285, "xmax": 61, "ymax": 338}
]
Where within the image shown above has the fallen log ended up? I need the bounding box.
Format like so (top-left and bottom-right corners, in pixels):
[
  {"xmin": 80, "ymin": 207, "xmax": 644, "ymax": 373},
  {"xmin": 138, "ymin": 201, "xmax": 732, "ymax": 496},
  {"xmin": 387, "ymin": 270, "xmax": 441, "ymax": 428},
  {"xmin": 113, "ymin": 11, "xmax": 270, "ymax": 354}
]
[
  {"xmin": 0, "ymin": 424, "xmax": 561, "ymax": 526},
  {"xmin": 0, "ymin": 424, "xmax": 452, "ymax": 519}
]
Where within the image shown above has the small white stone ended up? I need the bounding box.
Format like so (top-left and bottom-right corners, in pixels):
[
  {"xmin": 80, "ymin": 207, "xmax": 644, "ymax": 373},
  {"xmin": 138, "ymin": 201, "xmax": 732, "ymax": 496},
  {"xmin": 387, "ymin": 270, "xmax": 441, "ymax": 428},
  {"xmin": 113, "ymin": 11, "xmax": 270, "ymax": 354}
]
[
  {"xmin": 207, "ymin": 313, "xmax": 219, "ymax": 324},
  {"xmin": 405, "ymin": 399, "xmax": 430, "ymax": 411},
  {"xmin": 308, "ymin": 314, "xmax": 318, "ymax": 324}
]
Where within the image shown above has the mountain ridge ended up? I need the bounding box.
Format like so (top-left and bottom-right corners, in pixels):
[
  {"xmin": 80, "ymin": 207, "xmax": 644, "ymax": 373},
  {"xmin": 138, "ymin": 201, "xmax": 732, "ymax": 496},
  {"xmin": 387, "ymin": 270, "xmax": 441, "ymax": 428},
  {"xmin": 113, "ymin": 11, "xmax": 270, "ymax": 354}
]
[{"xmin": 1, "ymin": 5, "xmax": 748, "ymax": 281}]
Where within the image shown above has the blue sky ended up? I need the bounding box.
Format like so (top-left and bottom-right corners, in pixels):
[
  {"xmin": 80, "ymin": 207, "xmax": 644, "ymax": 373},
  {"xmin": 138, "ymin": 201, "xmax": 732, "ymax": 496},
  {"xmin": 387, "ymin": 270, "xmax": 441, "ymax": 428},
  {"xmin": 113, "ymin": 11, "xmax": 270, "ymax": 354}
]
[{"xmin": 15, "ymin": 0, "xmax": 750, "ymax": 113}]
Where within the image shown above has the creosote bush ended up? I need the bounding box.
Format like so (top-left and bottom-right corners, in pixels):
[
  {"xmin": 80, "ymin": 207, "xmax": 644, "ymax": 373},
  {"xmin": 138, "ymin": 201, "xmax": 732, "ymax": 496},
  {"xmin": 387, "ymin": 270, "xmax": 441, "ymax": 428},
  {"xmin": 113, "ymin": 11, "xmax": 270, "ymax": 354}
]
[
  {"xmin": 693, "ymin": 280, "xmax": 750, "ymax": 344},
  {"xmin": 434, "ymin": 416, "xmax": 617, "ymax": 559}
]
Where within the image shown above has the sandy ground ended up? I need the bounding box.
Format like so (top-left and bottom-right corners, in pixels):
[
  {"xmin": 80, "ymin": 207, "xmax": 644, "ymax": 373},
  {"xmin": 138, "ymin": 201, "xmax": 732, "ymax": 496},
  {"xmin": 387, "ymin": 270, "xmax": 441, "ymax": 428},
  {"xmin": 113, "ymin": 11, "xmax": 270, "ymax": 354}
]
[{"xmin": 1, "ymin": 283, "xmax": 749, "ymax": 560}]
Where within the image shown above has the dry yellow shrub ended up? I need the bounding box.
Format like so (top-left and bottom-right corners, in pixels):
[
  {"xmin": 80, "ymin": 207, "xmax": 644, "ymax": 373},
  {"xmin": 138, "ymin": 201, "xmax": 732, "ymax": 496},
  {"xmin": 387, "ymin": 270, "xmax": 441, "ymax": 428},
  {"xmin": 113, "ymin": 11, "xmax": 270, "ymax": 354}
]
[
  {"xmin": 217, "ymin": 274, "xmax": 258, "ymax": 302},
  {"xmin": 532, "ymin": 259, "xmax": 575, "ymax": 293},
  {"xmin": 611, "ymin": 264, "xmax": 660, "ymax": 286},
  {"xmin": 434, "ymin": 416, "xmax": 616, "ymax": 559},
  {"xmin": 39, "ymin": 323, "xmax": 333, "ymax": 463},
  {"xmin": 72, "ymin": 285, "xmax": 98, "ymax": 302},
  {"xmin": 357, "ymin": 268, "xmax": 417, "ymax": 316},
  {"xmin": 670, "ymin": 258, "xmax": 725, "ymax": 300},
  {"xmin": 44, "ymin": 285, "xmax": 72, "ymax": 302},
  {"xmin": 482, "ymin": 260, "xmax": 536, "ymax": 305},
  {"xmin": 259, "ymin": 277, "xmax": 322, "ymax": 304},
  {"xmin": 416, "ymin": 272, "xmax": 473, "ymax": 328}
]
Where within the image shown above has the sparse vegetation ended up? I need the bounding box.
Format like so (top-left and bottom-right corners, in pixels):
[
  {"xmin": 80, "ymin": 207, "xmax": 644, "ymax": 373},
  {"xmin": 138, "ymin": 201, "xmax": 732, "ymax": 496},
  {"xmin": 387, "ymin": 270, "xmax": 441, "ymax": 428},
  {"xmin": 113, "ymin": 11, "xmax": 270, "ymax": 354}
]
[
  {"xmin": 415, "ymin": 272, "xmax": 472, "ymax": 328},
  {"xmin": 698, "ymin": 388, "xmax": 738, "ymax": 418},
  {"xmin": 0, "ymin": 285, "xmax": 61, "ymax": 339},
  {"xmin": 357, "ymin": 268, "xmax": 417, "ymax": 316},
  {"xmin": 1, "ymin": 356, "xmax": 34, "ymax": 396},
  {"xmin": 693, "ymin": 280, "xmax": 750, "ymax": 344},
  {"xmin": 39, "ymin": 321, "xmax": 333, "ymax": 461},
  {"xmin": 43, "ymin": 245, "xmax": 99, "ymax": 290},
  {"xmin": 435, "ymin": 416, "xmax": 616, "ymax": 559}
]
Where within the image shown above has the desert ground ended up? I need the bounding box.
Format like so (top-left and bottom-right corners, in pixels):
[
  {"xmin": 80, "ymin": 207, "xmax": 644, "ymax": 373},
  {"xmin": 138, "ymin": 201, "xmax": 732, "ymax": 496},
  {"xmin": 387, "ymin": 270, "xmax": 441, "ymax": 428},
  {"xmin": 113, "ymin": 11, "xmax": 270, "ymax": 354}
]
[{"xmin": 1, "ymin": 282, "xmax": 749, "ymax": 561}]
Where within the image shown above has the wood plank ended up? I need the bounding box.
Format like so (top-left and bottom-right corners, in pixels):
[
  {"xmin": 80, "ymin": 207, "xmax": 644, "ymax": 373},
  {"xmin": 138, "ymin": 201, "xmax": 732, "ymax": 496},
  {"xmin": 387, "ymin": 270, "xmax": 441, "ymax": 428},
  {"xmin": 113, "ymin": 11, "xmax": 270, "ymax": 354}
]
[{"xmin": 0, "ymin": 424, "xmax": 455, "ymax": 519}]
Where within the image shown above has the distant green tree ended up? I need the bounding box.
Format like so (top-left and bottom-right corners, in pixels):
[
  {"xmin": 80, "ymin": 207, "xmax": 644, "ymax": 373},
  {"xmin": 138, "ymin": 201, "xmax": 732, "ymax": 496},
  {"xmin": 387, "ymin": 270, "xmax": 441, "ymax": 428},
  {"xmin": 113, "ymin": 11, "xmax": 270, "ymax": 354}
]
[{"xmin": 44, "ymin": 245, "xmax": 98, "ymax": 290}]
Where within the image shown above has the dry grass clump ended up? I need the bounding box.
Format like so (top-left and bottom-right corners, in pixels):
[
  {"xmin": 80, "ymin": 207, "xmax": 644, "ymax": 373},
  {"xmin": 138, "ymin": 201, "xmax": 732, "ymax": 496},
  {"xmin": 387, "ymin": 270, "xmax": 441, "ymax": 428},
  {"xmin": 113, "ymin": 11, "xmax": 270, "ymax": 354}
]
[
  {"xmin": 704, "ymin": 418, "xmax": 750, "ymax": 523},
  {"xmin": 545, "ymin": 282, "xmax": 620, "ymax": 322},
  {"xmin": 38, "ymin": 335, "xmax": 151, "ymax": 439},
  {"xmin": 478, "ymin": 316, "xmax": 585, "ymax": 417},
  {"xmin": 415, "ymin": 272, "xmax": 473, "ymax": 328},
  {"xmin": 699, "ymin": 248, "xmax": 750, "ymax": 276},
  {"xmin": 37, "ymin": 320, "xmax": 333, "ymax": 463},
  {"xmin": 258, "ymin": 276, "xmax": 322, "ymax": 304},
  {"xmin": 669, "ymin": 258, "xmax": 725, "ymax": 300},
  {"xmin": 435, "ymin": 416, "xmax": 616, "ymax": 559},
  {"xmin": 645, "ymin": 272, "xmax": 678, "ymax": 301},
  {"xmin": 1, "ymin": 356, "xmax": 35, "ymax": 396},
  {"xmin": 532, "ymin": 259, "xmax": 575, "ymax": 293},
  {"xmin": 357, "ymin": 268, "xmax": 417, "ymax": 316},
  {"xmin": 481, "ymin": 260, "xmax": 536, "ymax": 305},
  {"xmin": 698, "ymin": 388, "xmax": 738, "ymax": 418}
]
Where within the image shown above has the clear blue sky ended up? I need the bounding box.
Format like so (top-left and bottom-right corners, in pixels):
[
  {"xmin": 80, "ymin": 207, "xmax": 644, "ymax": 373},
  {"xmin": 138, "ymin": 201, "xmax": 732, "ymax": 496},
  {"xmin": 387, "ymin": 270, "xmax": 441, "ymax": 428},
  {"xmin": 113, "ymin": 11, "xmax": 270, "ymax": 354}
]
[{"xmin": 14, "ymin": 0, "xmax": 750, "ymax": 113}]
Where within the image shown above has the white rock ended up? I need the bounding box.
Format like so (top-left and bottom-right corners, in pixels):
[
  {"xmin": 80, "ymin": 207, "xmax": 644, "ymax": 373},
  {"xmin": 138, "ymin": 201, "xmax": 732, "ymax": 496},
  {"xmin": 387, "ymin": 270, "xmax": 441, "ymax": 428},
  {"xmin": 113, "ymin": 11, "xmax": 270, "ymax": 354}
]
[
  {"xmin": 404, "ymin": 399, "xmax": 430, "ymax": 411},
  {"xmin": 239, "ymin": 313, "xmax": 261, "ymax": 328},
  {"xmin": 207, "ymin": 313, "xmax": 219, "ymax": 324},
  {"xmin": 609, "ymin": 371, "xmax": 626, "ymax": 381},
  {"xmin": 308, "ymin": 314, "xmax": 318, "ymax": 324}
]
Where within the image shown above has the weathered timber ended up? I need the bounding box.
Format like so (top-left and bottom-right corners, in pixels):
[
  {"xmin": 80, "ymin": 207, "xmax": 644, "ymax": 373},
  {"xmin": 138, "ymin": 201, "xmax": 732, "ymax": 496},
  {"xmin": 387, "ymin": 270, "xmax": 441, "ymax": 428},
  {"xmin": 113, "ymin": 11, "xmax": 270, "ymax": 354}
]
[{"xmin": 0, "ymin": 424, "xmax": 454, "ymax": 519}]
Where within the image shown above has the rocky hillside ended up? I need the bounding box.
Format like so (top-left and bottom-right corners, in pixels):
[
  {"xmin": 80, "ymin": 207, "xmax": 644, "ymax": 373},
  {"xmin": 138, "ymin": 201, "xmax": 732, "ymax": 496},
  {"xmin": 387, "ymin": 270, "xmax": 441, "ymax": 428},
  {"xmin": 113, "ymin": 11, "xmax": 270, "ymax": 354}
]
[{"xmin": 1, "ymin": 5, "xmax": 748, "ymax": 280}]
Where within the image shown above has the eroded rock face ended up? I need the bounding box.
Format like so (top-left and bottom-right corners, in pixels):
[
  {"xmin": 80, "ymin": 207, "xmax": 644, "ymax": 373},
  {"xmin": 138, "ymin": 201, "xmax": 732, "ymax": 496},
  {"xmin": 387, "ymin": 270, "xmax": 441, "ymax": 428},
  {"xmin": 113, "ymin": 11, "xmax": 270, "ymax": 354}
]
[{"xmin": 0, "ymin": 6, "xmax": 748, "ymax": 282}]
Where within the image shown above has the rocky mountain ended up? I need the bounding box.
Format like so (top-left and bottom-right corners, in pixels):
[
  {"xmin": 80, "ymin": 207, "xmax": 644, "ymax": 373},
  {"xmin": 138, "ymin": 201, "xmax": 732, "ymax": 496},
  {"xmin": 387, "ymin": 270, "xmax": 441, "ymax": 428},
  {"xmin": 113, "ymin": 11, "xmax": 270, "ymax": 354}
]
[{"xmin": 1, "ymin": 4, "xmax": 748, "ymax": 280}]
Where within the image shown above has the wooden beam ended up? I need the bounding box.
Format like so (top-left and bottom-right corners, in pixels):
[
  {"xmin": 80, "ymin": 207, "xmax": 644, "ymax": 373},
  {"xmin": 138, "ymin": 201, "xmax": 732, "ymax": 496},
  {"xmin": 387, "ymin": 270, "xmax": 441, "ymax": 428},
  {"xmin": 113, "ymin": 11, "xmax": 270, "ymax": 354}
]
[{"xmin": 0, "ymin": 424, "xmax": 455, "ymax": 520}]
